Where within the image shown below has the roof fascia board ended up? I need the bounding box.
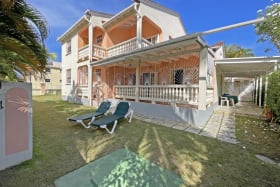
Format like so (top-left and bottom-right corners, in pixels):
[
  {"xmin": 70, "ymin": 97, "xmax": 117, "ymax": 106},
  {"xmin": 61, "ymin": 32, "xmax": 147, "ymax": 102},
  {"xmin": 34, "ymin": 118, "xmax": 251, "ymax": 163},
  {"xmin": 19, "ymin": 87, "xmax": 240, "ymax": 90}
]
[
  {"xmin": 90, "ymin": 10, "xmax": 113, "ymax": 18},
  {"xmin": 215, "ymin": 56, "xmax": 280, "ymax": 64},
  {"xmin": 57, "ymin": 11, "xmax": 113, "ymax": 42},
  {"xmin": 57, "ymin": 17, "xmax": 87, "ymax": 42}
]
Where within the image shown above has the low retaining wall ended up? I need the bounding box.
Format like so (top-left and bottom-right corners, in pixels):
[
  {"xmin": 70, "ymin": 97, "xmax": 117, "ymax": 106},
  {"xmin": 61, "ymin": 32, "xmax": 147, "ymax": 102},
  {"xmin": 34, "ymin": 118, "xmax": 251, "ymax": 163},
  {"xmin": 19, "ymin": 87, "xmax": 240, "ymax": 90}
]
[
  {"xmin": 61, "ymin": 95, "xmax": 217, "ymax": 127},
  {"xmin": 130, "ymin": 101, "xmax": 217, "ymax": 127}
]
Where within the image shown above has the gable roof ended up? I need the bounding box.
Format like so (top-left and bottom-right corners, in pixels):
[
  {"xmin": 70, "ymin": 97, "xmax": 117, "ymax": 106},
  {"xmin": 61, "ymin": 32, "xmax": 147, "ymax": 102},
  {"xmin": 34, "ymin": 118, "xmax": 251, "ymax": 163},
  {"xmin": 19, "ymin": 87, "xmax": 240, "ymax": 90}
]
[
  {"xmin": 57, "ymin": 11, "xmax": 113, "ymax": 42},
  {"xmin": 57, "ymin": 0, "xmax": 184, "ymax": 42}
]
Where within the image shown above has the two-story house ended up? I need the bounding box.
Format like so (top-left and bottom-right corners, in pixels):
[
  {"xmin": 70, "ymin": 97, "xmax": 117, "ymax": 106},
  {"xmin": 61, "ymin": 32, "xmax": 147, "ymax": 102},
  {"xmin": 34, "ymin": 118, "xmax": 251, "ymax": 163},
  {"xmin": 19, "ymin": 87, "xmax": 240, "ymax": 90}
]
[
  {"xmin": 57, "ymin": 0, "xmax": 220, "ymax": 126},
  {"xmin": 25, "ymin": 61, "xmax": 62, "ymax": 95}
]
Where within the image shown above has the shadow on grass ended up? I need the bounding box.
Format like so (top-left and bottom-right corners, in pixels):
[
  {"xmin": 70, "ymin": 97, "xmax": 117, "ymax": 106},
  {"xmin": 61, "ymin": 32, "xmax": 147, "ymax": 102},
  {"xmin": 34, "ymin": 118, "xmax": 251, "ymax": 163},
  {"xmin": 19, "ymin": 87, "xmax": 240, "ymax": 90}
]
[{"xmin": 0, "ymin": 96, "xmax": 280, "ymax": 187}]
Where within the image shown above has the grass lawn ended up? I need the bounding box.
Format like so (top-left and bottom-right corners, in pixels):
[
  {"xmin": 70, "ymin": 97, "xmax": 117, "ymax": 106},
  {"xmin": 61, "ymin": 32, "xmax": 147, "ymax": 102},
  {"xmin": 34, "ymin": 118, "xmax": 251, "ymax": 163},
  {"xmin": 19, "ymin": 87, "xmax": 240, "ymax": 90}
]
[{"xmin": 0, "ymin": 95, "xmax": 279, "ymax": 187}]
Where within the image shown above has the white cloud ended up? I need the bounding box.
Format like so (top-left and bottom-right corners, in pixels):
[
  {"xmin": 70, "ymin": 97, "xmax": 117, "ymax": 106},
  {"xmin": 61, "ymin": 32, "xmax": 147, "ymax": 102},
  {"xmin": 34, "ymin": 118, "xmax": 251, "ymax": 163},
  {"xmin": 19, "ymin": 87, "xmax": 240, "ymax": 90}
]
[{"xmin": 29, "ymin": 0, "xmax": 85, "ymax": 28}]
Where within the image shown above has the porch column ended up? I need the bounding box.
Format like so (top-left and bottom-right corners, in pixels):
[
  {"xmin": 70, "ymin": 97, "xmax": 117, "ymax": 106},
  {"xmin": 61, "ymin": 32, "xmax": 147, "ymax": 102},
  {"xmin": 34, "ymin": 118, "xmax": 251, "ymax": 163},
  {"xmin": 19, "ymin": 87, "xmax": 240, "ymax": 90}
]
[
  {"xmin": 258, "ymin": 76, "xmax": 262, "ymax": 107},
  {"xmin": 215, "ymin": 69, "xmax": 223, "ymax": 98},
  {"xmin": 255, "ymin": 77, "xmax": 259, "ymax": 105},
  {"xmin": 264, "ymin": 72, "xmax": 268, "ymax": 107},
  {"xmin": 88, "ymin": 65, "xmax": 93, "ymax": 106},
  {"xmin": 88, "ymin": 19, "xmax": 93, "ymax": 62},
  {"xmin": 135, "ymin": 61, "xmax": 140, "ymax": 102},
  {"xmin": 88, "ymin": 14, "xmax": 94, "ymax": 106},
  {"xmin": 135, "ymin": 2, "xmax": 142, "ymax": 49},
  {"xmin": 213, "ymin": 69, "xmax": 219, "ymax": 104},
  {"xmin": 252, "ymin": 79, "xmax": 255, "ymax": 103},
  {"xmin": 274, "ymin": 62, "xmax": 278, "ymax": 72},
  {"xmin": 198, "ymin": 47, "xmax": 208, "ymax": 110}
]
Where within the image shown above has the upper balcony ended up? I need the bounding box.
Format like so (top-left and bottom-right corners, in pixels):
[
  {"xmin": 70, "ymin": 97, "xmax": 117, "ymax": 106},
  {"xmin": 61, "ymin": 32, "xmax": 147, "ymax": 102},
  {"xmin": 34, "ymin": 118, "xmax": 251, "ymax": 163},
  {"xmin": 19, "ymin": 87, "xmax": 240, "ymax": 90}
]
[
  {"xmin": 77, "ymin": 13, "xmax": 162, "ymax": 62},
  {"xmin": 78, "ymin": 37, "xmax": 153, "ymax": 62}
]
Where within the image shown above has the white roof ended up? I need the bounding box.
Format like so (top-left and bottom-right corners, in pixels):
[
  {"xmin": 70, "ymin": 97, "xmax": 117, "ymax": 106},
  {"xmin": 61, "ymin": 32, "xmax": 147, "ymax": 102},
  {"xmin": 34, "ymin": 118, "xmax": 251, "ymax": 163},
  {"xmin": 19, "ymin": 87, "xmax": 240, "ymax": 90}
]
[{"xmin": 215, "ymin": 56, "xmax": 280, "ymax": 78}]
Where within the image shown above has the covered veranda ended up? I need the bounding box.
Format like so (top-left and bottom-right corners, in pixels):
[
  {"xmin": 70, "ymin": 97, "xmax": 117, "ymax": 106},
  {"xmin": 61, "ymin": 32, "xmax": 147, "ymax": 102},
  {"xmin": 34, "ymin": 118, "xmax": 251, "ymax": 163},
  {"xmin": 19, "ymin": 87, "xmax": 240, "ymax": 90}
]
[
  {"xmin": 87, "ymin": 34, "xmax": 217, "ymax": 126},
  {"xmin": 215, "ymin": 56, "xmax": 280, "ymax": 107}
]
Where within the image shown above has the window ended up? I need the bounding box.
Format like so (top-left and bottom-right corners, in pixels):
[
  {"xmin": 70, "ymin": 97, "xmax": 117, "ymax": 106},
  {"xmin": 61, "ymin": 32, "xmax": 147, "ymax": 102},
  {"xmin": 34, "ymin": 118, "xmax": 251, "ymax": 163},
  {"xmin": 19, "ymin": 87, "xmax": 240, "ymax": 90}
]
[
  {"xmin": 172, "ymin": 69, "xmax": 184, "ymax": 84},
  {"xmin": 66, "ymin": 40, "xmax": 71, "ymax": 54},
  {"xmin": 95, "ymin": 69, "xmax": 101, "ymax": 82},
  {"xmin": 146, "ymin": 35, "xmax": 158, "ymax": 45},
  {"xmin": 45, "ymin": 79, "xmax": 51, "ymax": 82},
  {"xmin": 66, "ymin": 69, "xmax": 71, "ymax": 84},
  {"xmin": 78, "ymin": 65, "xmax": 88, "ymax": 85},
  {"xmin": 45, "ymin": 68, "xmax": 51, "ymax": 73},
  {"xmin": 96, "ymin": 35, "xmax": 102, "ymax": 44},
  {"xmin": 141, "ymin": 72, "xmax": 155, "ymax": 85}
]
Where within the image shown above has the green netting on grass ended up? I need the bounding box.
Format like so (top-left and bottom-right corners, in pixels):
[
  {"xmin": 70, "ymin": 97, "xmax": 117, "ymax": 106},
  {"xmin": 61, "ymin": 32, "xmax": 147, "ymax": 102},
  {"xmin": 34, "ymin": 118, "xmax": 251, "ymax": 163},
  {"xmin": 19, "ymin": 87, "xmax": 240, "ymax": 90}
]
[{"xmin": 55, "ymin": 149, "xmax": 183, "ymax": 187}]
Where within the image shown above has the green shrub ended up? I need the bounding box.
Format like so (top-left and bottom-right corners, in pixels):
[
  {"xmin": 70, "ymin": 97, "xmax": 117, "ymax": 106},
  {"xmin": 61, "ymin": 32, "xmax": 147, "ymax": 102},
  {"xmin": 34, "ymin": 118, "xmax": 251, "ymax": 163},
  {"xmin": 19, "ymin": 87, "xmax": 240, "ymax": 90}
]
[{"xmin": 266, "ymin": 70, "xmax": 280, "ymax": 122}]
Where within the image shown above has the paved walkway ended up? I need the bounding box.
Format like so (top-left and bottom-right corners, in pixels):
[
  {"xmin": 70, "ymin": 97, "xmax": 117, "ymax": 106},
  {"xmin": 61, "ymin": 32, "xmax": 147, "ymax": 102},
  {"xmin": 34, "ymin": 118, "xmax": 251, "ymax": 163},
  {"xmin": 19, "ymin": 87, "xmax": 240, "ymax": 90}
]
[{"xmin": 134, "ymin": 102, "xmax": 263, "ymax": 144}]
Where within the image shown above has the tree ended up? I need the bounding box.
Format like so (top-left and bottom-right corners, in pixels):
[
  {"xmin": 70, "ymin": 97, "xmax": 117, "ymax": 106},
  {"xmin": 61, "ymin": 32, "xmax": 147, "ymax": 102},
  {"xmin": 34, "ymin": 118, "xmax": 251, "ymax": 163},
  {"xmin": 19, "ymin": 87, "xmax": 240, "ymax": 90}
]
[
  {"xmin": 225, "ymin": 44, "xmax": 255, "ymax": 58},
  {"xmin": 0, "ymin": 0, "xmax": 49, "ymax": 81},
  {"xmin": 255, "ymin": 3, "xmax": 280, "ymax": 53}
]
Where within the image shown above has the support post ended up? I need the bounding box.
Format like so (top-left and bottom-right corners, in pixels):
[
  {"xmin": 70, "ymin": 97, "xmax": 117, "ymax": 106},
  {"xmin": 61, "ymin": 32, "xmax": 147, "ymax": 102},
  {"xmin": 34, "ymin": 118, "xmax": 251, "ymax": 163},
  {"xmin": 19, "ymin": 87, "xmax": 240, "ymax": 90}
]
[
  {"xmin": 264, "ymin": 73, "xmax": 268, "ymax": 107},
  {"xmin": 135, "ymin": 61, "xmax": 140, "ymax": 102},
  {"xmin": 88, "ymin": 13, "xmax": 93, "ymax": 106},
  {"xmin": 198, "ymin": 47, "xmax": 208, "ymax": 110},
  {"xmin": 255, "ymin": 77, "xmax": 258, "ymax": 105},
  {"xmin": 252, "ymin": 79, "xmax": 255, "ymax": 103},
  {"xmin": 258, "ymin": 76, "xmax": 262, "ymax": 107},
  {"xmin": 88, "ymin": 15, "xmax": 93, "ymax": 62},
  {"xmin": 88, "ymin": 65, "xmax": 93, "ymax": 106},
  {"xmin": 274, "ymin": 62, "xmax": 278, "ymax": 72},
  {"xmin": 135, "ymin": 2, "xmax": 142, "ymax": 49}
]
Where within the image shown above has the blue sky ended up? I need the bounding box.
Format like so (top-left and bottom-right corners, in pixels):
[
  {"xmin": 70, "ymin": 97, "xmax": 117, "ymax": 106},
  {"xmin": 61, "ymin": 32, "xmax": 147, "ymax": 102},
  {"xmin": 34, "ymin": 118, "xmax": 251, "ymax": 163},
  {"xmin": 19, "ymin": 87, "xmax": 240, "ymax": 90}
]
[{"xmin": 28, "ymin": 0, "xmax": 279, "ymax": 61}]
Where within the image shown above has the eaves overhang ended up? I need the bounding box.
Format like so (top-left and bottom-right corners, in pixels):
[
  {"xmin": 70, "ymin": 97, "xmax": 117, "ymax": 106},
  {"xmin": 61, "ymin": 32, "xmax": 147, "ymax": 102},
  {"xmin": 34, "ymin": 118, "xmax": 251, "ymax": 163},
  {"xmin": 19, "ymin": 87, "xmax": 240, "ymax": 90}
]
[{"xmin": 57, "ymin": 11, "xmax": 113, "ymax": 42}]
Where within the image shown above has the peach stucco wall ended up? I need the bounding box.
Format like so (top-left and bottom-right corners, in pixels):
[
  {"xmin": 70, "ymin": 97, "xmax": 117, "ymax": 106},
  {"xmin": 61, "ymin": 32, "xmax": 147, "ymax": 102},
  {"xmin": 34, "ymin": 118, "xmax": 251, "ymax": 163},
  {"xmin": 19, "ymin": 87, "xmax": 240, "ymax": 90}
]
[
  {"xmin": 142, "ymin": 16, "xmax": 162, "ymax": 39},
  {"xmin": 78, "ymin": 26, "xmax": 89, "ymax": 48},
  {"xmin": 108, "ymin": 27, "xmax": 136, "ymax": 46},
  {"xmin": 99, "ymin": 55, "xmax": 200, "ymax": 98},
  {"xmin": 5, "ymin": 88, "xmax": 29, "ymax": 155},
  {"xmin": 93, "ymin": 27, "xmax": 105, "ymax": 46}
]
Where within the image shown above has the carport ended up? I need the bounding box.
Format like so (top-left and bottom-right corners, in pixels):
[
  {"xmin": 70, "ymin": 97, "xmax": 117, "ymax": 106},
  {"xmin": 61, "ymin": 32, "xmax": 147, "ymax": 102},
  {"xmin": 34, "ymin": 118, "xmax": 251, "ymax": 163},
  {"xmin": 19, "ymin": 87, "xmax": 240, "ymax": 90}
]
[{"xmin": 215, "ymin": 56, "xmax": 280, "ymax": 107}]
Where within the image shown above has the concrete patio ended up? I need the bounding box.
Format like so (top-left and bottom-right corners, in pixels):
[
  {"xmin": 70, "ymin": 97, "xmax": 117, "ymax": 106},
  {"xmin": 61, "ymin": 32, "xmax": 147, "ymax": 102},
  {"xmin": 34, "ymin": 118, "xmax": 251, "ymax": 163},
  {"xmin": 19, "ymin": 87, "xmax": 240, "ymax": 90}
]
[{"xmin": 134, "ymin": 102, "xmax": 263, "ymax": 144}]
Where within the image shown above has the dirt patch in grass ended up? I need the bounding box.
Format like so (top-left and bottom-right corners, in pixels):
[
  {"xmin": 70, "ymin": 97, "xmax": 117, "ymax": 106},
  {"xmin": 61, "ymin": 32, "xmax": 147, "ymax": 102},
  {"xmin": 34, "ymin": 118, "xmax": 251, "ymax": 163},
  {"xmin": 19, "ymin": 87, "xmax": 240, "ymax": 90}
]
[
  {"xmin": 0, "ymin": 96, "xmax": 280, "ymax": 187},
  {"xmin": 236, "ymin": 116, "xmax": 280, "ymax": 162}
]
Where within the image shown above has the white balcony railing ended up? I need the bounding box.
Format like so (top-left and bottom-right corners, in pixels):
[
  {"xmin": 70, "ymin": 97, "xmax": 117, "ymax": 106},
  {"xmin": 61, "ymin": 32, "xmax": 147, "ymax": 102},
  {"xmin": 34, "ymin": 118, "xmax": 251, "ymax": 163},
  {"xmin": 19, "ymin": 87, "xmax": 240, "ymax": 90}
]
[
  {"xmin": 93, "ymin": 45, "xmax": 107, "ymax": 58},
  {"xmin": 107, "ymin": 38, "xmax": 138, "ymax": 57},
  {"xmin": 78, "ymin": 37, "xmax": 153, "ymax": 61},
  {"xmin": 115, "ymin": 85, "xmax": 199, "ymax": 104},
  {"xmin": 76, "ymin": 86, "xmax": 88, "ymax": 97},
  {"xmin": 78, "ymin": 45, "xmax": 89, "ymax": 60}
]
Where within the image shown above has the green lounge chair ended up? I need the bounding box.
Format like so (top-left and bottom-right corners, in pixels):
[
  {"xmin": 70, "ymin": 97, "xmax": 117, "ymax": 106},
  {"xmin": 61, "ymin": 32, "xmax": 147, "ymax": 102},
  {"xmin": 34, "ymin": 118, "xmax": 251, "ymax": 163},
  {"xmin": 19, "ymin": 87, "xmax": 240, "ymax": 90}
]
[
  {"xmin": 90, "ymin": 101, "xmax": 133, "ymax": 134},
  {"xmin": 67, "ymin": 101, "xmax": 111, "ymax": 128}
]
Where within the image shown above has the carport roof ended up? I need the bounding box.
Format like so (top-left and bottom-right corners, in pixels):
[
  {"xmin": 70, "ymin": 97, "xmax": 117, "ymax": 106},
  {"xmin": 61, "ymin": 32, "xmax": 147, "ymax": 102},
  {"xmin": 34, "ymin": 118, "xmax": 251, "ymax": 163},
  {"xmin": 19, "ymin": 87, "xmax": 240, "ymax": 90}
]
[{"xmin": 215, "ymin": 56, "xmax": 280, "ymax": 78}]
